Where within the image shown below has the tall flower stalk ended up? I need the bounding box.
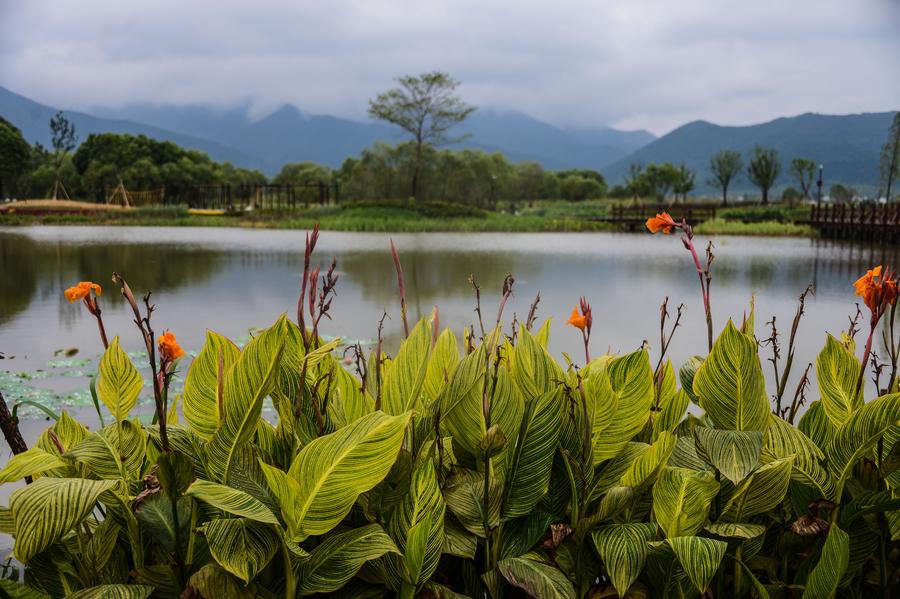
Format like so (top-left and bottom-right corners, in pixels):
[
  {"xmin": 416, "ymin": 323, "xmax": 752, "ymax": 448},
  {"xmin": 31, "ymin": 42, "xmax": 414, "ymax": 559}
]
[
  {"xmin": 64, "ymin": 281, "xmax": 109, "ymax": 349},
  {"xmin": 567, "ymin": 297, "xmax": 593, "ymax": 363},
  {"xmin": 853, "ymin": 265, "xmax": 897, "ymax": 399},
  {"xmin": 646, "ymin": 212, "xmax": 715, "ymax": 352}
]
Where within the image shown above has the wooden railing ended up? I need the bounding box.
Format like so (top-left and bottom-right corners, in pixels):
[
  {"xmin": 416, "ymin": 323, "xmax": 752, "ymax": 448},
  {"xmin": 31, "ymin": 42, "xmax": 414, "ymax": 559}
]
[{"xmin": 808, "ymin": 203, "xmax": 900, "ymax": 242}]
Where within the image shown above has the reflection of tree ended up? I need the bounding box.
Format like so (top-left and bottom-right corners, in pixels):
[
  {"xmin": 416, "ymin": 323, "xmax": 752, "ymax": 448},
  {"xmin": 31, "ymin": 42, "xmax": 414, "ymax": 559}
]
[
  {"xmin": 0, "ymin": 235, "xmax": 37, "ymax": 325},
  {"xmin": 0, "ymin": 232, "xmax": 227, "ymax": 324},
  {"xmin": 338, "ymin": 249, "xmax": 542, "ymax": 309}
]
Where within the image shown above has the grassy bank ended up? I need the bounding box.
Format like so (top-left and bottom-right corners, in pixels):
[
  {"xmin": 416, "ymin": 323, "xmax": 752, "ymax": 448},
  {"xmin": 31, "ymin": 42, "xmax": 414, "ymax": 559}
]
[
  {"xmin": 0, "ymin": 199, "xmax": 816, "ymax": 236},
  {"xmin": 694, "ymin": 217, "xmax": 816, "ymax": 237}
]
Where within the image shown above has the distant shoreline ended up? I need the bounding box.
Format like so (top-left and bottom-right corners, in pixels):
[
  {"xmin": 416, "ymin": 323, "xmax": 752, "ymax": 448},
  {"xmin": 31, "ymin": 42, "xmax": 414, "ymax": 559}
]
[{"xmin": 0, "ymin": 206, "xmax": 814, "ymax": 237}]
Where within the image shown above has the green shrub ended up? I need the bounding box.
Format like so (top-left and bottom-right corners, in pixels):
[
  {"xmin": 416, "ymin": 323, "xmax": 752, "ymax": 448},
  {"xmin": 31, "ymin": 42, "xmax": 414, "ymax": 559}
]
[
  {"xmin": 0, "ymin": 233, "xmax": 898, "ymax": 598},
  {"xmin": 340, "ymin": 199, "xmax": 487, "ymax": 219}
]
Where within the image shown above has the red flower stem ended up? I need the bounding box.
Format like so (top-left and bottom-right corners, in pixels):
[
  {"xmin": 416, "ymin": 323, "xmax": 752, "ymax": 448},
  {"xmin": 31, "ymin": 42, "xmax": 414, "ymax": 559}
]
[
  {"xmin": 856, "ymin": 319, "xmax": 876, "ymax": 400},
  {"xmin": 582, "ymin": 329, "xmax": 590, "ymax": 364},
  {"xmin": 683, "ymin": 235, "xmax": 713, "ymax": 352},
  {"xmin": 93, "ymin": 311, "xmax": 109, "ymax": 350}
]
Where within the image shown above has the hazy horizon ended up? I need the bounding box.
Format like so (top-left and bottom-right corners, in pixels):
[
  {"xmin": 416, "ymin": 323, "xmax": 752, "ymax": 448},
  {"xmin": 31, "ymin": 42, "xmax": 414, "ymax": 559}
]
[{"xmin": 1, "ymin": 0, "xmax": 898, "ymax": 136}]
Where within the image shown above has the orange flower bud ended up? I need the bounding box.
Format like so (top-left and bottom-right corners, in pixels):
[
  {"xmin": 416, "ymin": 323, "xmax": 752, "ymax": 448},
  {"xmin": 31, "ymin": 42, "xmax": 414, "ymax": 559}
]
[{"xmin": 158, "ymin": 331, "xmax": 185, "ymax": 362}]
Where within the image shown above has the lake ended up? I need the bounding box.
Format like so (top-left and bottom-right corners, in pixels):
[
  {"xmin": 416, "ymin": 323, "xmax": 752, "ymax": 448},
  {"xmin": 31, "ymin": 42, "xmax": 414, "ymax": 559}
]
[
  {"xmin": 1, "ymin": 225, "xmax": 899, "ymax": 550},
  {"xmin": 1, "ymin": 225, "xmax": 898, "ymax": 441}
]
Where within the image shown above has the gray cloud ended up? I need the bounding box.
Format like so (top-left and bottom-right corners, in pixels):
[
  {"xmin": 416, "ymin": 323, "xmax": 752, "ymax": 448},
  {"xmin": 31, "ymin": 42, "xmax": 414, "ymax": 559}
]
[{"xmin": 0, "ymin": 0, "xmax": 898, "ymax": 135}]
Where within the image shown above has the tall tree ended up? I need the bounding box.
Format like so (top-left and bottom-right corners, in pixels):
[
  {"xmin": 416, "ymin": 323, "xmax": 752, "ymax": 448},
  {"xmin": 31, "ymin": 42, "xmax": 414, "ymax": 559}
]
[
  {"xmin": 368, "ymin": 72, "xmax": 475, "ymax": 201},
  {"xmin": 48, "ymin": 111, "xmax": 78, "ymax": 199},
  {"xmin": 672, "ymin": 164, "xmax": 695, "ymax": 202},
  {"xmin": 747, "ymin": 146, "xmax": 781, "ymax": 205},
  {"xmin": 789, "ymin": 157, "xmax": 816, "ymax": 203},
  {"xmin": 880, "ymin": 112, "xmax": 900, "ymax": 201},
  {"xmin": 625, "ymin": 163, "xmax": 646, "ymax": 199},
  {"xmin": 0, "ymin": 117, "xmax": 31, "ymax": 198},
  {"xmin": 641, "ymin": 162, "xmax": 680, "ymax": 201},
  {"xmin": 707, "ymin": 150, "xmax": 743, "ymax": 206}
]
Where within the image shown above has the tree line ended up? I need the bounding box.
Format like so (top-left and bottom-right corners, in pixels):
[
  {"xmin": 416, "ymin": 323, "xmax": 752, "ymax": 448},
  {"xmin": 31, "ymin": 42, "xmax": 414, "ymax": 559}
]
[
  {"xmin": 0, "ymin": 113, "xmax": 609, "ymax": 208},
  {"xmin": 2, "ymin": 70, "xmax": 898, "ymax": 206}
]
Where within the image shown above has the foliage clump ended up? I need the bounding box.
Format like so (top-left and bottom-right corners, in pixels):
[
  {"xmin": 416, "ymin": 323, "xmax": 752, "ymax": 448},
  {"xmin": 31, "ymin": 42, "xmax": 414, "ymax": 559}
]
[{"xmin": 1, "ymin": 228, "xmax": 900, "ymax": 599}]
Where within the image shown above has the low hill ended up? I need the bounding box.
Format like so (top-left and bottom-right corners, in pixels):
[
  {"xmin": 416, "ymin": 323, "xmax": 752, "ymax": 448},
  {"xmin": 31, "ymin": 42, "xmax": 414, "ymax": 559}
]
[{"xmin": 604, "ymin": 111, "xmax": 897, "ymax": 193}]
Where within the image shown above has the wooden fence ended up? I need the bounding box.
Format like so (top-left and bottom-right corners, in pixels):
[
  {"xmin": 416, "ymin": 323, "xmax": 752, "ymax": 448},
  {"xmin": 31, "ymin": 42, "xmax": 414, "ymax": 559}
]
[
  {"xmin": 175, "ymin": 183, "xmax": 330, "ymax": 210},
  {"xmin": 808, "ymin": 203, "xmax": 900, "ymax": 243}
]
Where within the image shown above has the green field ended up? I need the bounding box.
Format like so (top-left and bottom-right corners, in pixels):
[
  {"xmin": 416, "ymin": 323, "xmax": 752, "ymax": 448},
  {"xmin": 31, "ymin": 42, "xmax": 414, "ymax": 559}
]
[{"xmin": 0, "ymin": 199, "xmax": 816, "ymax": 236}]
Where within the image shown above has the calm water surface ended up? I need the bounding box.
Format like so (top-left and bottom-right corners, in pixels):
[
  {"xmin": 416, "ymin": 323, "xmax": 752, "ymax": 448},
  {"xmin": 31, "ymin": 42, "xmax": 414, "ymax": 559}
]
[{"xmin": 0, "ymin": 225, "xmax": 898, "ymax": 527}]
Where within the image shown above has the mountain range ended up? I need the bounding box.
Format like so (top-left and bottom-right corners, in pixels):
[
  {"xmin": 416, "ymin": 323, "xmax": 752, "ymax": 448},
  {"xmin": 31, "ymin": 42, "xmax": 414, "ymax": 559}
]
[{"xmin": 1, "ymin": 85, "xmax": 894, "ymax": 191}]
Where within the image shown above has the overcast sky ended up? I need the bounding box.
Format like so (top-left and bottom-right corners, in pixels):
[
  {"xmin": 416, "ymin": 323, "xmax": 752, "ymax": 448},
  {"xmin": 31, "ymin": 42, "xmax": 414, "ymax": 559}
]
[{"xmin": 0, "ymin": 0, "xmax": 898, "ymax": 135}]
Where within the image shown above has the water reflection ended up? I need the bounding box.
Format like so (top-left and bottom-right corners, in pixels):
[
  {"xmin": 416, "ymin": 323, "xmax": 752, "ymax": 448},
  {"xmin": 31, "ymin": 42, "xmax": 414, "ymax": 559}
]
[{"xmin": 2, "ymin": 226, "xmax": 899, "ymax": 413}]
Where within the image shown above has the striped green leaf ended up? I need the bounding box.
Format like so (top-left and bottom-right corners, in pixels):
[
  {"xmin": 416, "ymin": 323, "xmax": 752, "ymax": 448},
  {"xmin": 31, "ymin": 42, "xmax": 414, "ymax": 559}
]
[
  {"xmin": 799, "ymin": 401, "xmax": 836, "ymax": 450},
  {"xmin": 10, "ymin": 477, "xmax": 118, "ymax": 562},
  {"xmin": 679, "ymin": 355, "xmax": 704, "ymax": 404},
  {"xmin": 498, "ymin": 556, "xmax": 576, "ymax": 599},
  {"xmin": 385, "ymin": 459, "xmax": 445, "ymax": 592},
  {"xmin": 36, "ymin": 410, "xmax": 89, "ymax": 457},
  {"xmin": 203, "ymin": 518, "xmax": 279, "ymax": 583},
  {"xmin": 298, "ymin": 523, "xmax": 399, "ymax": 595},
  {"xmin": 652, "ymin": 370, "xmax": 690, "ymax": 440},
  {"xmin": 65, "ymin": 432, "xmax": 129, "ymax": 480},
  {"xmin": 328, "ymin": 359, "xmax": 372, "ymax": 428},
  {"xmin": 0, "ymin": 579, "xmax": 50, "ymax": 598},
  {"xmin": 619, "ymin": 431, "xmax": 676, "ymax": 490},
  {"xmin": 288, "ymin": 410, "xmax": 411, "ymax": 539},
  {"xmin": 704, "ymin": 522, "xmax": 766, "ymax": 538},
  {"xmin": 423, "ymin": 328, "xmax": 460, "ymax": 404},
  {"xmin": 258, "ymin": 461, "xmax": 302, "ymax": 538},
  {"xmin": 692, "ymin": 426, "xmax": 763, "ymax": 484},
  {"xmin": 652, "ymin": 467, "xmax": 720, "ymax": 538},
  {"xmin": 183, "ymin": 330, "xmax": 240, "ymax": 439},
  {"xmin": 382, "ymin": 316, "xmax": 433, "ymax": 415},
  {"xmin": 97, "ymin": 336, "xmax": 144, "ymax": 423},
  {"xmin": 592, "ymin": 523, "xmax": 658, "ymax": 597},
  {"xmin": 816, "ymin": 334, "xmax": 863, "ymax": 428},
  {"xmin": 763, "ymin": 414, "xmax": 834, "ymax": 500},
  {"xmin": 666, "ymin": 536, "xmax": 727, "ymax": 594},
  {"xmin": 442, "ymin": 347, "xmax": 523, "ymax": 475},
  {"xmin": 590, "ymin": 349, "xmax": 655, "ymax": 462},
  {"xmin": 185, "ymin": 564, "xmax": 255, "ymax": 599},
  {"xmin": 826, "ymin": 392, "xmax": 900, "ymax": 498},
  {"xmin": 0, "ymin": 448, "xmax": 66, "ymax": 484},
  {"xmin": 503, "ymin": 388, "xmax": 564, "ymax": 518},
  {"xmin": 719, "ymin": 456, "xmax": 794, "ymax": 521},
  {"xmin": 185, "ymin": 479, "xmax": 279, "ymax": 524},
  {"xmin": 591, "ymin": 443, "xmax": 649, "ymax": 500},
  {"xmin": 441, "ymin": 345, "xmax": 488, "ymax": 453},
  {"xmin": 205, "ymin": 315, "xmax": 288, "ymax": 482},
  {"xmin": 444, "ymin": 470, "xmax": 503, "ymax": 538},
  {"xmin": 66, "ymin": 585, "xmax": 154, "ymax": 599},
  {"xmin": 693, "ymin": 321, "xmax": 768, "ymax": 432},
  {"xmin": 804, "ymin": 523, "xmax": 849, "ymax": 599},
  {"xmin": 511, "ymin": 327, "xmax": 565, "ymax": 400}
]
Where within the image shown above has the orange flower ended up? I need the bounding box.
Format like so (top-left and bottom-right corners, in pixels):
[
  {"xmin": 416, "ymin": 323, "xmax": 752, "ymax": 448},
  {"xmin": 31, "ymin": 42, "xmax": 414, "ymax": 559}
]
[
  {"xmin": 567, "ymin": 297, "xmax": 592, "ymax": 332},
  {"xmin": 158, "ymin": 331, "xmax": 185, "ymax": 362},
  {"xmin": 853, "ymin": 265, "xmax": 897, "ymax": 312},
  {"xmin": 567, "ymin": 306, "xmax": 588, "ymax": 330},
  {"xmin": 646, "ymin": 212, "xmax": 678, "ymax": 234},
  {"xmin": 64, "ymin": 281, "xmax": 102, "ymax": 303}
]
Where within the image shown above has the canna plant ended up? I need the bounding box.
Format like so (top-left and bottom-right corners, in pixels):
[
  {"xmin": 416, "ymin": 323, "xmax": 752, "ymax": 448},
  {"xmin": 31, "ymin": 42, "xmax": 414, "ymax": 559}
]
[{"xmin": 0, "ymin": 227, "xmax": 900, "ymax": 598}]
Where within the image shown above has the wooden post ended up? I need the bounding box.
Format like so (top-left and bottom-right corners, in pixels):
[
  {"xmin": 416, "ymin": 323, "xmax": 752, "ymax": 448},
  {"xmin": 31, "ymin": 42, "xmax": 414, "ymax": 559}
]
[{"xmin": 0, "ymin": 390, "xmax": 28, "ymax": 456}]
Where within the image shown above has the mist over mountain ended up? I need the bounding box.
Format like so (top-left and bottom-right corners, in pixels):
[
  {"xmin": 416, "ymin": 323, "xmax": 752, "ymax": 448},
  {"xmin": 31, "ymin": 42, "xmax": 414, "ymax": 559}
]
[
  {"xmin": 1, "ymin": 86, "xmax": 654, "ymax": 176},
  {"xmin": 2, "ymin": 85, "xmax": 892, "ymax": 191}
]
